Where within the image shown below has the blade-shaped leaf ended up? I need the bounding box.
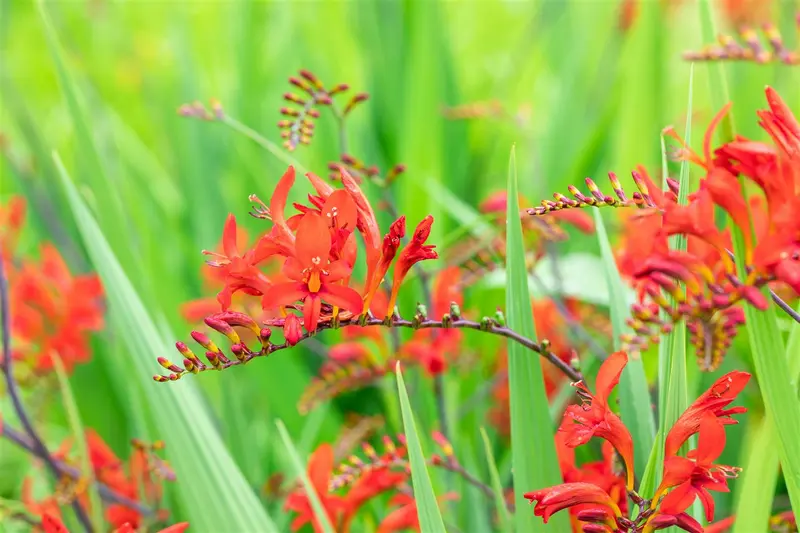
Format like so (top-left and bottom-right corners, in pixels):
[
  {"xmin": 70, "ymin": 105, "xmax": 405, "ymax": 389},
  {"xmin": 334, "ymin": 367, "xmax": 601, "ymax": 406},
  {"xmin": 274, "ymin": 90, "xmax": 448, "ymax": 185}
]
[
  {"xmin": 54, "ymin": 153, "xmax": 278, "ymax": 532},
  {"xmin": 593, "ymin": 209, "xmax": 656, "ymax": 480},
  {"xmin": 480, "ymin": 428, "xmax": 512, "ymax": 533},
  {"xmin": 505, "ymin": 146, "xmax": 566, "ymax": 532},
  {"xmin": 396, "ymin": 363, "xmax": 446, "ymax": 533}
]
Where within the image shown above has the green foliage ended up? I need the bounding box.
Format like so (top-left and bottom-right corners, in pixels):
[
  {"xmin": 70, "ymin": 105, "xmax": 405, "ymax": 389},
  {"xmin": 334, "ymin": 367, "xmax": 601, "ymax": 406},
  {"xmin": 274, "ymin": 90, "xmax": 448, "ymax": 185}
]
[
  {"xmin": 505, "ymin": 147, "xmax": 566, "ymax": 532},
  {"xmin": 396, "ymin": 364, "xmax": 446, "ymax": 533}
]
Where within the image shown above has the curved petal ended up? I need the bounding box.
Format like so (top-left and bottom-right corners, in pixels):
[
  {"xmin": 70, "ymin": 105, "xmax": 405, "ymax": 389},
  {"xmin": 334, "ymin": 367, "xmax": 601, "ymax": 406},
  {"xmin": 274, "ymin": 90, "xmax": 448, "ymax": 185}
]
[
  {"xmin": 306, "ymin": 171, "xmax": 336, "ymax": 199},
  {"xmin": 282, "ymin": 258, "xmax": 306, "ymax": 282},
  {"xmin": 697, "ymin": 487, "xmax": 717, "ymax": 523},
  {"xmin": 659, "ymin": 456, "xmax": 694, "ymax": 489},
  {"xmin": 325, "ymin": 259, "xmax": 354, "ymax": 283},
  {"xmin": 594, "ymin": 351, "xmax": 628, "ymax": 406},
  {"xmin": 304, "ymin": 294, "xmax": 322, "ymax": 332},
  {"xmin": 222, "ymin": 213, "xmax": 239, "ymax": 258},
  {"xmin": 296, "ymin": 213, "xmax": 332, "ymax": 267},
  {"xmin": 659, "ymin": 483, "xmax": 696, "ymax": 516},
  {"xmin": 696, "ymin": 413, "xmax": 726, "ymax": 464},
  {"xmin": 322, "ymin": 189, "xmax": 358, "ymax": 231},
  {"xmin": 307, "ymin": 443, "xmax": 334, "ymax": 495},
  {"xmin": 262, "ymin": 282, "xmax": 308, "ymax": 309},
  {"xmin": 319, "ymin": 284, "xmax": 364, "ymax": 315}
]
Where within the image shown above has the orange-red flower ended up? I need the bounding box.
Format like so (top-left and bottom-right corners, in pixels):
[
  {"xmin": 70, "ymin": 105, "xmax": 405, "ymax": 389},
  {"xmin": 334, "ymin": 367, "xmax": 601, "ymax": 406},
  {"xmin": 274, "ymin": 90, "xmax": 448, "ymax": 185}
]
[
  {"xmin": 664, "ymin": 371, "xmax": 749, "ymax": 456},
  {"xmin": 655, "ymin": 414, "xmax": 740, "ymax": 522},
  {"xmin": 263, "ymin": 213, "xmax": 363, "ymax": 332},
  {"xmin": 9, "ymin": 244, "xmax": 104, "ymax": 374},
  {"xmin": 559, "ymin": 351, "xmax": 635, "ymax": 490},
  {"xmin": 386, "ymin": 215, "xmax": 438, "ymax": 316},
  {"xmin": 524, "ymin": 482, "xmax": 623, "ymax": 527}
]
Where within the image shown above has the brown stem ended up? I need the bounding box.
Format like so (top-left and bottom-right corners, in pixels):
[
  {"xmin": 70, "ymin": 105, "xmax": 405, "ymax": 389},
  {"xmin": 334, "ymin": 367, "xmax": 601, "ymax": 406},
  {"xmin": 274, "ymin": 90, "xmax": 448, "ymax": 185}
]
[
  {"xmin": 158, "ymin": 314, "xmax": 583, "ymax": 383},
  {"xmin": 0, "ymin": 246, "xmax": 94, "ymax": 532}
]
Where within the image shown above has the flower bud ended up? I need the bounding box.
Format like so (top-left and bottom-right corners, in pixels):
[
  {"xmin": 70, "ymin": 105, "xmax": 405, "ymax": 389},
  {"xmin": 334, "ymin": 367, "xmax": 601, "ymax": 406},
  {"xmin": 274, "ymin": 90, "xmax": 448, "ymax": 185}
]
[{"xmin": 284, "ymin": 315, "xmax": 303, "ymax": 346}]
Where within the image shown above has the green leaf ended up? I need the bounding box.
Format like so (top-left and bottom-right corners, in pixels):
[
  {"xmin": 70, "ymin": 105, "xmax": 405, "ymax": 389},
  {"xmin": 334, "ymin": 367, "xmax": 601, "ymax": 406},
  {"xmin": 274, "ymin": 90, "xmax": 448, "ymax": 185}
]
[
  {"xmin": 646, "ymin": 67, "xmax": 694, "ymax": 498},
  {"xmin": 275, "ymin": 420, "xmax": 335, "ymax": 533},
  {"xmin": 593, "ymin": 209, "xmax": 656, "ymax": 480},
  {"xmin": 54, "ymin": 153, "xmax": 279, "ymax": 532},
  {"xmin": 395, "ymin": 363, "xmax": 446, "ymax": 533},
  {"xmin": 480, "ymin": 427, "xmax": 512, "ymax": 533},
  {"xmin": 505, "ymin": 146, "xmax": 566, "ymax": 532},
  {"xmin": 51, "ymin": 352, "xmax": 104, "ymax": 532}
]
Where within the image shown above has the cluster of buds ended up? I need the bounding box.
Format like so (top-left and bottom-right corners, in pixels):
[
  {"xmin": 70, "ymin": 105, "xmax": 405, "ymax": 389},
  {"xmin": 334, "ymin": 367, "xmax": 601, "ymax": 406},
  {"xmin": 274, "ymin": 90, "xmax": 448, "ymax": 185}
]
[
  {"xmin": 278, "ymin": 69, "xmax": 368, "ymax": 151},
  {"xmin": 527, "ymin": 352, "xmax": 749, "ymax": 532},
  {"xmin": 525, "ymin": 168, "xmax": 678, "ymax": 217},
  {"xmin": 154, "ymin": 311, "xmax": 272, "ymax": 382},
  {"xmin": 684, "ymin": 18, "xmax": 800, "ymax": 65},
  {"xmin": 176, "ymin": 99, "xmax": 224, "ymax": 121}
]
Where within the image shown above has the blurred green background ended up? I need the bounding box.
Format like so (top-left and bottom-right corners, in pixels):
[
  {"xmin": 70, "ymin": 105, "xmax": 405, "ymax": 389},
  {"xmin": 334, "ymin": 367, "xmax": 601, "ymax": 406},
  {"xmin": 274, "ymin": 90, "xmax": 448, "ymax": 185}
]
[{"xmin": 1, "ymin": 0, "xmax": 799, "ymax": 531}]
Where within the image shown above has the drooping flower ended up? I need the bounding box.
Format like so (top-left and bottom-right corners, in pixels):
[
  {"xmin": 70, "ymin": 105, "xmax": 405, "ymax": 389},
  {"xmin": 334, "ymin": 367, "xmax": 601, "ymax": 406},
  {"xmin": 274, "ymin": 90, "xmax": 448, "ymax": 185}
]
[
  {"xmin": 655, "ymin": 414, "xmax": 741, "ymax": 522},
  {"xmin": 386, "ymin": 215, "xmax": 438, "ymax": 316},
  {"xmin": 664, "ymin": 371, "xmax": 750, "ymax": 456},
  {"xmin": 643, "ymin": 512, "xmax": 704, "ymax": 533},
  {"xmin": 263, "ymin": 213, "xmax": 363, "ymax": 332},
  {"xmin": 559, "ymin": 351, "xmax": 635, "ymax": 490},
  {"xmin": 524, "ymin": 483, "xmax": 623, "ymax": 526}
]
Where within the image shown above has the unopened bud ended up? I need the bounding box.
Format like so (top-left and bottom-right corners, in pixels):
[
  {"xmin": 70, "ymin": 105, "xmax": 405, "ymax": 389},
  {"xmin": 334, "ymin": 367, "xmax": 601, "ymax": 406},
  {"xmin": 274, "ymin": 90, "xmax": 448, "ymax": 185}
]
[
  {"xmin": 204, "ymin": 317, "xmax": 241, "ymax": 344},
  {"xmin": 191, "ymin": 331, "xmax": 220, "ymax": 353},
  {"xmin": 494, "ymin": 309, "xmax": 505, "ymax": 327},
  {"xmin": 284, "ymin": 315, "xmax": 303, "ymax": 346},
  {"xmin": 449, "ymin": 302, "xmax": 462, "ymax": 320}
]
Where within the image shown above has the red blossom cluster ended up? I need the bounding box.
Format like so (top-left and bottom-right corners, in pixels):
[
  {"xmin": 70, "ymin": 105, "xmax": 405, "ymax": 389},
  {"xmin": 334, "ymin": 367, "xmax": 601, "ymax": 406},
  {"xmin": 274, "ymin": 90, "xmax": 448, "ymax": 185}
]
[
  {"xmin": 526, "ymin": 352, "xmax": 750, "ymax": 532},
  {"xmin": 0, "ymin": 196, "xmax": 104, "ymax": 376},
  {"xmin": 158, "ymin": 166, "xmax": 438, "ymax": 382},
  {"xmin": 22, "ymin": 431, "xmax": 179, "ymax": 532}
]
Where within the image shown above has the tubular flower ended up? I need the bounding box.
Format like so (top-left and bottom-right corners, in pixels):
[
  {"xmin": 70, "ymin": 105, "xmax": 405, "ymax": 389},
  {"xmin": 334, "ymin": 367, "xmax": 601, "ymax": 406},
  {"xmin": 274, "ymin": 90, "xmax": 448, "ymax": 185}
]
[
  {"xmin": 363, "ymin": 216, "xmax": 406, "ymax": 313},
  {"xmin": 643, "ymin": 512, "xmax": 703, "ymax": 533},
  {"xmin": 559, "ymin": 351, "xmax": 635, "ymax": 490},
  {"xmin": 263, "ymin": 213, "xmax": 363, "ymax": 332},
  {"xmin": 285, "ymin": 444, "xmax": 347, "ymax": 533},
  {"xmin": 386, "ymin": 215, "xmax": 438, "ymax": 316},
  {"xmin": 203, "ymin": 213, "xmax": 275, "ymax": 310},
  {"xmin": 654, "ymin": 414, "xmax": 741, "ymax": 522},
  {"xmin": 664, "ymin": 371, "xmax": 750, "ymax": 456},
  {"xmin": 524, "ymin": 483, "xmax": 623, "ymax": 527}
]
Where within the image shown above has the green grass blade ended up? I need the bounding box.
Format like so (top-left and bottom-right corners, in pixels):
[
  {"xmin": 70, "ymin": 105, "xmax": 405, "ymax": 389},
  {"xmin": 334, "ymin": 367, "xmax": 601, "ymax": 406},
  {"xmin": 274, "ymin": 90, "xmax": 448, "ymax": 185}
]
[
  {"xmin": 645, "ymin": 67, "xmax": 694, "ymax": 498},
  {"xmin": 479, "ymin": 427, "xmax": 512, "ymax": 533},
  {"xmin": 54, "ymin": 153, "xmax": 279, "ymax": 532},
  {"xmin": 275, "ymin": 420, "xmax": 335, "ymax": 533},
  {"xmin": 593, "ymin": 209, "xmax": 656, "ymax": 480},
  {"xmin": 51, "ymin": 352, "xmax": 104, "ymax": 532},
  {"xmin": 505, "ymin": 146, "xmax": 566, "ymax": 532},
  {"xmin": 733, "ymin": 302, "xmax": 800, "ymax": 532},
  {"xmin": 395, "ymin": 363, "xmax": 446, "ymax": 533}
]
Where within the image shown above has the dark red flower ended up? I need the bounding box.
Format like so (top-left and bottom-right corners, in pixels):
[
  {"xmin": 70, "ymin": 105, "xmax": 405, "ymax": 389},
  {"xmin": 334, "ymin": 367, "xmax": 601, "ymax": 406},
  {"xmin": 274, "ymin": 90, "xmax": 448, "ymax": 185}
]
[
  {"xmin": 524, "ymin": 483, "xmax": 622, "ymax": 525},
  {"xmin": 656, "ymin": 414, "xmax": 741, "ymax": 522},
  {"xmin": 559, "ymin": 351, "xmax": 635, "ymax": 490},
  {"xmin": 664, "ymin": 371, "xmax": 749, "ymax": 456}
]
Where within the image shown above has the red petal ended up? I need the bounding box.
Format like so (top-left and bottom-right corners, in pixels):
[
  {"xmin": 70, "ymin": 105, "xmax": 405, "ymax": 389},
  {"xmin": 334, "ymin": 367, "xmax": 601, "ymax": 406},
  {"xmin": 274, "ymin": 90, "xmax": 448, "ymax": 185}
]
[
  {"xmin": 695, "ymin": 413, "xmax": 726, "ymax": 464},
  {"xmin": 295, "ymin": 213, "xmax": 331, "ymax": 267},
  {"xmin": 325, "ymin": 260, "xmax": 353, "ymax": 283},
  {"xmin": 659, "ymin": 482, "xmax": 697, "ymax": 516},
  {"xmin": 319, "ymin": 284, "xmax": 364, "ymax": 315},
  {"xmin": 594, "ymin": 351, "xmax": 627, "ymax": 406},
  {"xmin": 304, "ymin": 294, "xmax": 322, "ymax": 332},
  {"xmin": 262, "ymin": 282, "xmax": 308, "ymax": 308},
  {"xmin": 321, "ymin": 189, "xmax": 358, "ymax": 232},
  {"xmin": 308, "ymin": 443, "xmax": 334, "ymax": 496},
  {"xmin": 222, "ymin": 213, "xmax": 238, "ymax": 258}
]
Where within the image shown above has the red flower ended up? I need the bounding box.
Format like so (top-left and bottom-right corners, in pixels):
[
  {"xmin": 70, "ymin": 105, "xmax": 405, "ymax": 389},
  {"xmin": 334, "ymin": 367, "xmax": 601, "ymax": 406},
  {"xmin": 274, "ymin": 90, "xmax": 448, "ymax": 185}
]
[
  {"xmin": 0, "ymin": 194, "xmax": 26, "ymax": 256},
  {"xmin": 263, "ymin": 213, "xmax": 363, "ymax": 332},
  {"xmin": 386, "ymin": 215, "xmax": 438, "ymax": 316},
  {"xmin": 655, "ymin": 414, "xmax": 741, "ymax": 522},
  {"xmin": 376, "ymin": 494, "xmax": 419, "ymax": 533},
  {"xmin": 9, "ymin": 244, "xmax": 104, "ymax": 374},
  {"xmin": 203, "ymin": 214, "xmax": 275, "ymax": 310},
  {"xmin": 41, "ymin": 514, "xmax": 69, "ymax": 533},
  {"xmin": 524, "ymin": 482, "xmax": 622, "ymax": 526},
  {"xmin": 559, "ymin": 351, "xmax": 635, "ymax": 490},
  {"xmin": 643, "ymin": 512, "xmax": 703, "ymax": 533},
  {"xmin": 363, "ymin": 216, "xmax": 406, "ymax": 314},
  {"xmin": 664, "ymin": 371, "xmax": 749, "ymax": 456},
  {"xmin": 285, "ymin": 444, "xmax": 346, "ymax": 533}
]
